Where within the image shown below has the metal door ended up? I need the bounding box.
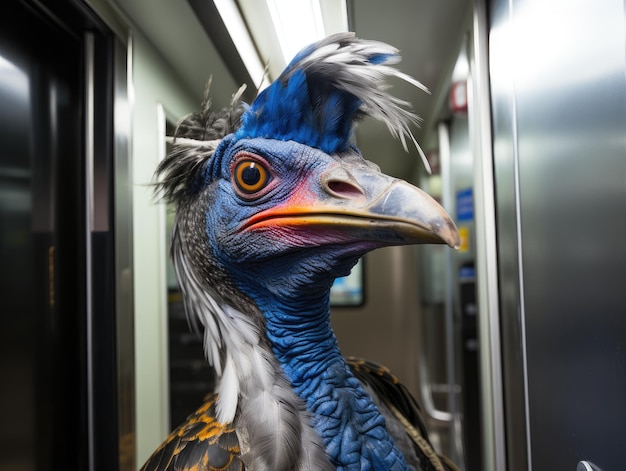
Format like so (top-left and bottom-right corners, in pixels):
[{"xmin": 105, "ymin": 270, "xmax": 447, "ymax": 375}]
[
  {"xmin": 487, "ymin": 0, "xmax": 626, "ymax": 469},
  {"xmin": 0, "ymin": 2, "xmax": 133, "ymax": 469}
]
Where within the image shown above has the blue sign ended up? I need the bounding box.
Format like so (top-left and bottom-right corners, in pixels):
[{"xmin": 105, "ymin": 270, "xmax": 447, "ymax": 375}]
[{"xmin": 457, "ymin": 188, "xmax": 474, "ymax": 221}]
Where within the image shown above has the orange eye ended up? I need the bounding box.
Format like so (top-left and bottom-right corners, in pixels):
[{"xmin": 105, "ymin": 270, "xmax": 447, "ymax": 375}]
[{"xmin": 233, "ymin": 159, "xmax": 270, "ymax": 195}]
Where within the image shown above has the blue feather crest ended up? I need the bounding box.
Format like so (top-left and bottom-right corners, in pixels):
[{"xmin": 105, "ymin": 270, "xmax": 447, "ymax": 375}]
[
  {"xmin": 237, "ymin": 64, "xmax": 359, "ymax": 154},
  {"xmin": 236, "ymin": 32, "xmax": 430, "ymax": 163}
]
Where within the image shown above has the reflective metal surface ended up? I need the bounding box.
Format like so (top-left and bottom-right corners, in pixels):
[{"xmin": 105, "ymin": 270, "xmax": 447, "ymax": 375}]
[
  {"xmin": 0, "ymin": 6, "xmax": 87, "ymax": 468},
  {"xmin": 490, "ymin": 0, "xmax": 626, "ymax": 469},
  {"xmin": 85, "ymin": 31, "xmax": 97, "ymax": 471},
  {"xmin": 469, "ymin": 1, "xmax": 507, "ymax": 469},
  {"xmin": 0, "ymin": 3, "xmax": 136, "ymax": 470},
  {"xmin": 113, "ymin": 33, "xmax": 136, "ymax": 471},
  {"xmin": 488, "ymin": 1, "xmax": 531, "ymax": 467}
]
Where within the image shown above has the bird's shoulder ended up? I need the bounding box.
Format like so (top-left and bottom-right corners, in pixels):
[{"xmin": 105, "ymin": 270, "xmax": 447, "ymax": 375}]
[
  {"xmin": 140, "ymin": 392, "xmax": 244, "ymax": 471},
  {"xmin": 347, "ymin": 357, "xmax": 426, "ymax": 432},
  {"xmin": 347, "ymin": 356, "xmax": 459, "ymax": 471}
]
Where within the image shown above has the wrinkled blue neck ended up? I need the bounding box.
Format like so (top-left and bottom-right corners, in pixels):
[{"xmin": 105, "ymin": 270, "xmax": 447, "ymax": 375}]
[
  {"xmin": 222, "ymin": 246, "xmax": 411, "ymax": 469},
  {"xmin": 255, "ymin": 292, "xmax": 411, "ymax": 471}
]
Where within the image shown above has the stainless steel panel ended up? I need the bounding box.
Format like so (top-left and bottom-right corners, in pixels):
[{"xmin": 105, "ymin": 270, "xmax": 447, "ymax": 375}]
[
  {"xmin": 113, "ymin": 35, "xmax": 136, "ymax": 471},
  {"xmin": 84, "ymin": 32, "xmax": 97, "ymax": 471},
  {"xmin": 469, "ymin": 1, "xmax": 507, "ymax": 469},
  {"xmin": 490, "ymin": 0, "xmax": 626, "ymax": 469},
  {"xmin": 488, "ymin": 0, "xmax": 531, "ymax": 468}
]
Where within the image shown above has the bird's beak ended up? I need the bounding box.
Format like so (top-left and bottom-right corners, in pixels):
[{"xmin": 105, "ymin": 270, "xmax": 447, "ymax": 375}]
[
  {"xmin": 343, "ymin": 177, "xmax": 460, "ymax": 249},
  {"xmin": 243, "ymin": 158, "xmax": 460, "ymax": 249}
]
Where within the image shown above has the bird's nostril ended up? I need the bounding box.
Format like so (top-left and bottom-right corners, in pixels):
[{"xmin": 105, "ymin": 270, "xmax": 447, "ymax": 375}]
[
  {"xmin": 321, "ymin": 165, "xmax": 366, "ymax": 200},
  {"xmin": 326, "ymin": 180, "xmax": 365, "ymax": 199}
]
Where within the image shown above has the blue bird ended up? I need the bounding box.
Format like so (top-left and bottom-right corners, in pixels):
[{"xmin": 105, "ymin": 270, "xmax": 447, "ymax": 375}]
[{"xmin": 142, "ymin": 33, "xmax": 460, "ymax": 471}]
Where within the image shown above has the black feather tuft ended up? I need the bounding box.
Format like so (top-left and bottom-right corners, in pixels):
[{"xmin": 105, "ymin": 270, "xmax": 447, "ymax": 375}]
[
  {"xmin": 176, "ymin": 79, "xmax": 247, "ymax": 142},
  {"xmin": 153, "ymin": 80, "xmax": 248, "ymax": 204}
]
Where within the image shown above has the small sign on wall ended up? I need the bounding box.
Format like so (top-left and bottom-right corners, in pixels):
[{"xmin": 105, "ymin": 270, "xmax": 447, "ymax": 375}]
[
  {"xmin": 457, "ymin": 188, "xmax": 474, "ymax": 222},
  {"xmin": 449, "ymin": 81, "xmax": 468, "ymax": 113},
  {"xmin": 458, "ymin": 226, "xmax": 470, "ymax": 253}
]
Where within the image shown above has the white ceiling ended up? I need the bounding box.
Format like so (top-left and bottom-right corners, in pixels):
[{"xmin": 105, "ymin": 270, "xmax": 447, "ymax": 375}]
[{"xmin": 111, "ymin": 0, "xmax": 471, "ymax": 180}]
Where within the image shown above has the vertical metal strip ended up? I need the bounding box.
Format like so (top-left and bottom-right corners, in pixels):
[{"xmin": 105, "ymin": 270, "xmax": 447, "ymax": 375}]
[
  {"xmin": 506, "ymin": 0, "xmax": 532, "ymax": 466},
  {"xmin": 84, "ymin": 31, "xmax": 96, "ymax": 471},
  {"xmin": 438, "ymin": 122, "xmax": 458, "ymax": 462},
  {"xmin": 469, "ymin": 1, "xmax": 507, "ymax": 469},
  {"xmin": 114, "ymin": 32, "xmax": 136, "ymax": 471}
]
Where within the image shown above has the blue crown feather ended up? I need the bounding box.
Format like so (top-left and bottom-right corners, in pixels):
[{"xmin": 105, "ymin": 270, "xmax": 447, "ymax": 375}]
[{"xmin": 236, "ymin": 32, "xmax": 430, "ymax": 170}]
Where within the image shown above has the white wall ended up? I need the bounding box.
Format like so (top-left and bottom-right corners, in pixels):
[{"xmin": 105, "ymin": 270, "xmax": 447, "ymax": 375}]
[
  {"xmin": 130, "ymin": 28, "xmax": 194, "ymax": 465},
  {"xmin": 86, "ymin": 1, "xmax": 239, "ymax": 465},
  {"xmin": 129, "ymin": 28, "xmax": 239, "ymax": 465}
]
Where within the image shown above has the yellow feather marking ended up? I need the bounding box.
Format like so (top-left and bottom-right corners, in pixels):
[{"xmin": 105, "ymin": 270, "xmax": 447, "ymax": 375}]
[{"xmin": 141, "ymin": 394, "xmax": 243, "ymax": 471}]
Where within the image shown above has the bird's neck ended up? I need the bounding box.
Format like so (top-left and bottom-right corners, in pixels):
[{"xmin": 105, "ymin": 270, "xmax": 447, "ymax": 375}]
[{"xmin": 259, "ymin": 294, "xmax": 410, "ymax": 470}]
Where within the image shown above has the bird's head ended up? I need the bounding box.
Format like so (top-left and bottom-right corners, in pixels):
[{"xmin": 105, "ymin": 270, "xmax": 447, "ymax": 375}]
[{"xmin": 156, "ymin": 33, "xmax": 459, "ymax": 375}]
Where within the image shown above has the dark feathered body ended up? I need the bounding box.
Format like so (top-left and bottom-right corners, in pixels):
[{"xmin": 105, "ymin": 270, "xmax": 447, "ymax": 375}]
[
  {"xmin": 142, "ymin": 358, "xmax": 452, "ymax": 471},
  {"xmin": 143, "ymin": 33, "xmax": 459, "ymax": 471}
]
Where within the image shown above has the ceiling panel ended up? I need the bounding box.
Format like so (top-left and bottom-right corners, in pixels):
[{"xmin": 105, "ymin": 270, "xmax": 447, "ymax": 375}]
[{"xmin": 348, "ymin": 0, "xmax": 471, "ymax": 179}]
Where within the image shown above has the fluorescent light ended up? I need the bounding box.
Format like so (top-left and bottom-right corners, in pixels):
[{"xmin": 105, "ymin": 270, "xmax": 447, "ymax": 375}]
[
  {"xmin": 213, "ymin": 0, "xmax": 269, "ymax": 88},
  {"xmin": 319, "ymin": 0, "xmax": 349, "ymax": 36},
  {"xmin": 217, "ymin": 0, "xmax": 348, "ymax": 85},
  {"xmin": 265, "ymin": 0, "xmax": 328, "ymax": 64}
]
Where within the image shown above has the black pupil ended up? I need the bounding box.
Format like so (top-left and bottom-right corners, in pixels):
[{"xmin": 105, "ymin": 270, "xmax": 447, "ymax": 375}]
[{"xmin": 242, "ymin": 164, "xmax": 261, "ymax": 186}]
